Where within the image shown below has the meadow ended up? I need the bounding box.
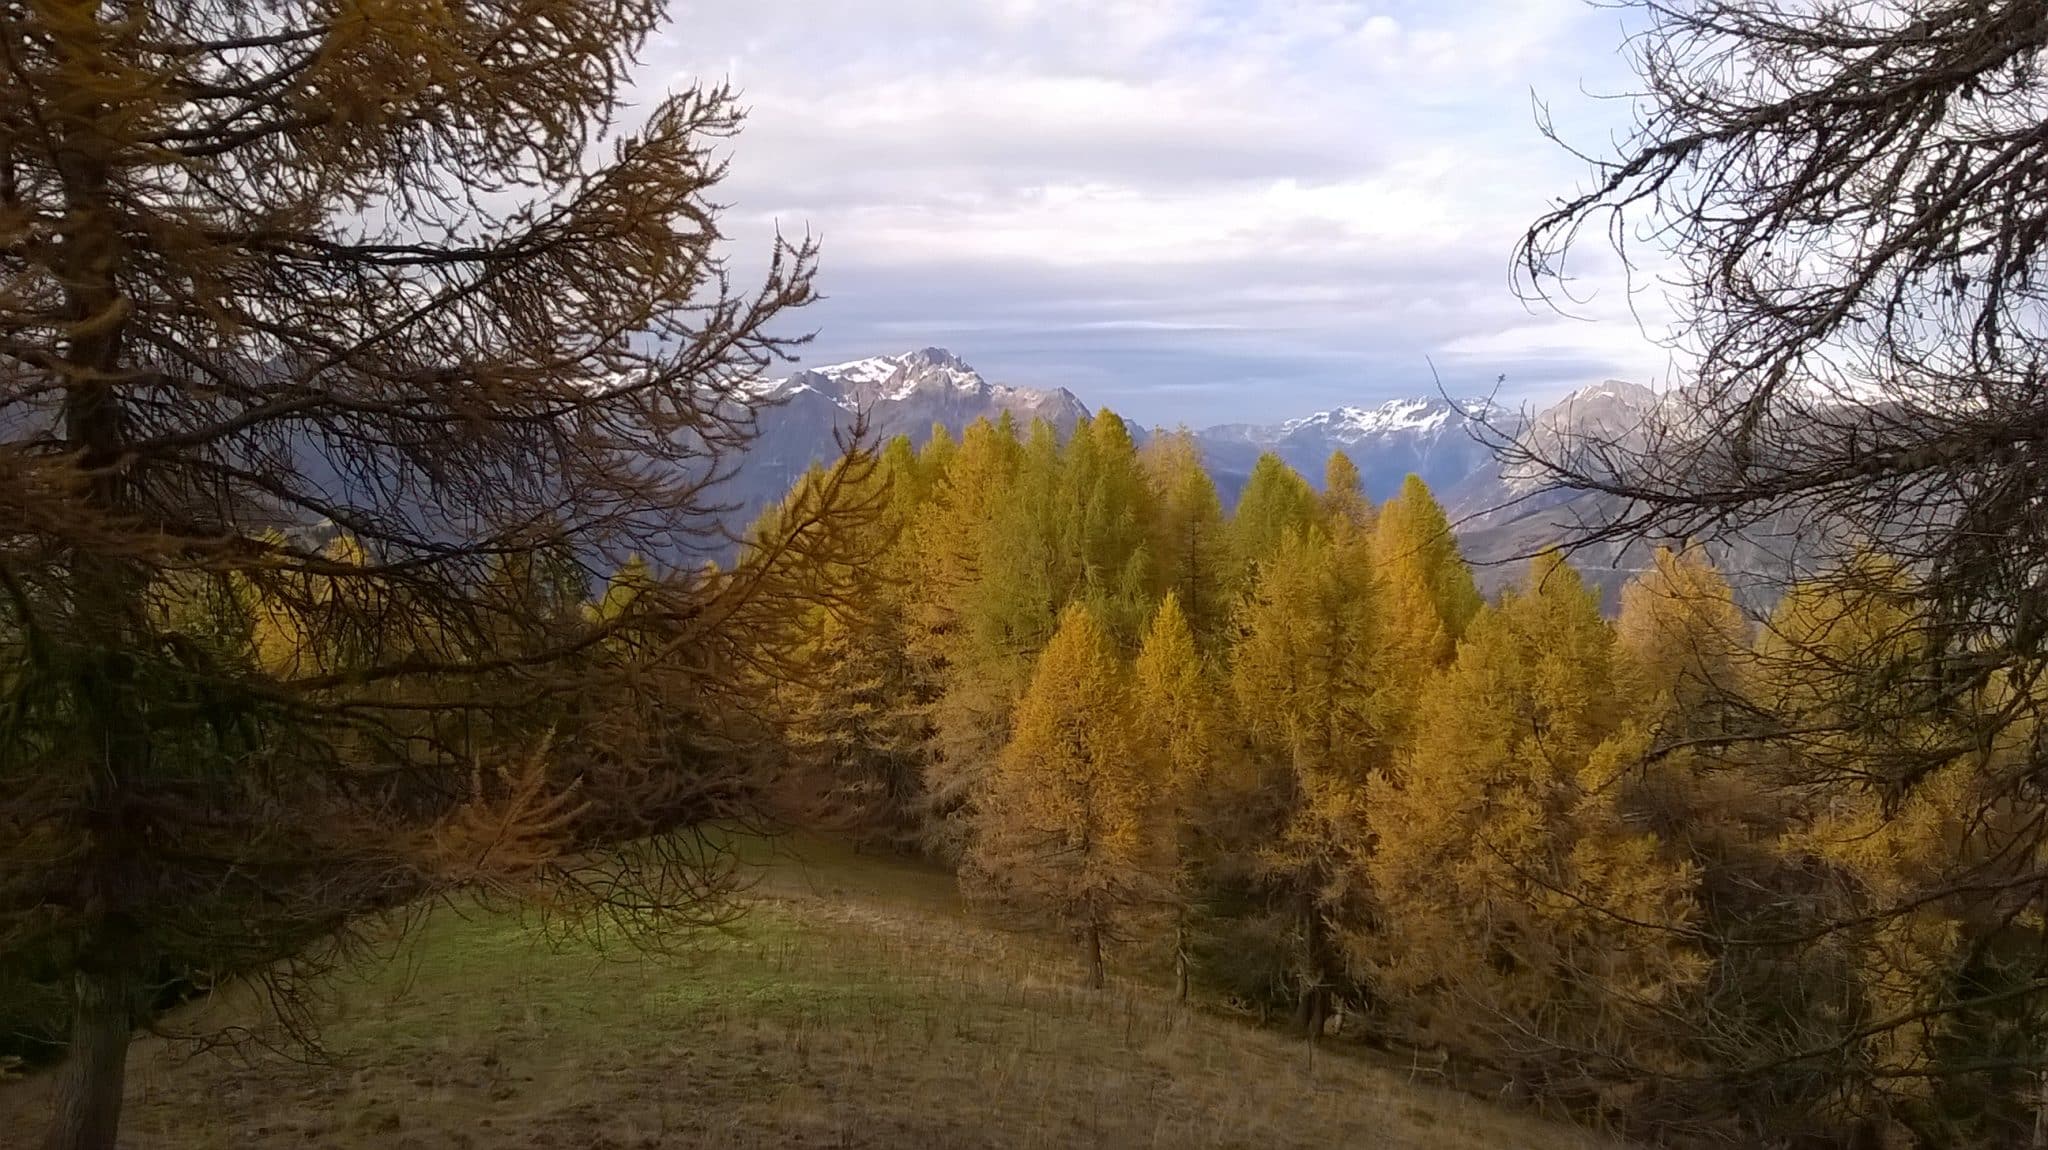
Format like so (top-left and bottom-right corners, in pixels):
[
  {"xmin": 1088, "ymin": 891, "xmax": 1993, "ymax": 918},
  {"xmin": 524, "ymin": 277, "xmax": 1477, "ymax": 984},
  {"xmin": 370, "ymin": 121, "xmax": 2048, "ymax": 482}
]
[{"xmin": 0, "ymin": 836, "xmax": 1622, "ymax": 1150}]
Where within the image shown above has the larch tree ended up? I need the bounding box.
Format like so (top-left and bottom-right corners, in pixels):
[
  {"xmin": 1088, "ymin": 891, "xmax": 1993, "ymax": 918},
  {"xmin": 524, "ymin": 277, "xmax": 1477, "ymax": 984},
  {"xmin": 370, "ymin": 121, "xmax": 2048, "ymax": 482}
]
[
  {"xmin": 1510, "ymin": 2, "xmax": 2048, "ymax": 1133},
  {"xmin": 1368, "ymin": 555, "xmax": 1705, "ymax": 1096},
  {"xmin": 1228, "ymin": 524, "xmax": 1388, "ymax": 1036},
  {"xmin": 1371, "ymin": 476, "xmax": 1480, "ymax": 651},
  {"xmin": 1369, "ymin": 475, "xmax": 1481, "ymax": 745},
  {"xmin": 1609, "ymin": 547, "xmax": 1772, "ymax": 920},
  {"xmin": 906, "ymin": 416, "xmax": 1022, "ymax": 850},
  {"xmin": 1615, "ymin": 546, "xmax": 1747, "ymax": 731},
  {"xmin": 1141, "ymin": 429, "xmax": 1233, "ymax": 653},
  {"xmin": 1130, "ymin": 592, "xmax": 1223, "ymax": 1001},
  {"xmin": 0, "ymin": 4, "xmax": 864, "ymax": 1148},
  {"xmin": 1229, "ymin": 453, "xmax": 1319, "ymax": 584},
  {"xmin": 916, "ymin": 423, "xmax": 959, "ymax": 486},
  {"xmin": 1320, "ymin": 451, "xmax": 1372, "ymax": 533},
  {"xmin": 1062, "ymin": 410, "xmax": 1156, "ymax": 647},
  {"xmin": 965, "ymin": 603, "xmax": 1159, "ymax": 990},
  {"xmin": 766, "ymin": 451, "xmax": 928, "ymax": 843},
  {"xmin": 974, "ymin": 417, "xmax": 1070, "ymax": 659},
  {"xmin": 1744, "ymin": 562, "xmax": 2048, "ymax": 1142}
]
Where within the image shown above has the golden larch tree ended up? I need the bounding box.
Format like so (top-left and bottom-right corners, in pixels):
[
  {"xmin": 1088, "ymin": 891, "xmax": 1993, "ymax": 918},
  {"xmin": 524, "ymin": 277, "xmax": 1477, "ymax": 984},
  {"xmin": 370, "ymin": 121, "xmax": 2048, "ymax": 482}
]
[
  {"xmin": 1230, "ymin": 453, "xmax": 1320, "ymax": 583},
  {"xmin": 966, "ymin": 603, "xmax": 1161, "ymax": 989},
  {"xmin": 1229, "ymin": 524, "xmax": 1388, "ymax": 1035},
  {"xmin": 1141, "ymin": 430, "xmax": 1234, "ymax": 652},
  {"xmin": 0, "ymin": 4, "xmax": 864, "ymax": 1147},
  {"xmin": 1321, "ymin": 451, "xmax": 1373, "ymax": 532},
  {"xmin": 1131, "ymin": 592, "xmax": 1225, "ymax": 1000},
  {"xmin": 1368, "ymin": 555, "xmax": 1705, "ymax": 1091}
]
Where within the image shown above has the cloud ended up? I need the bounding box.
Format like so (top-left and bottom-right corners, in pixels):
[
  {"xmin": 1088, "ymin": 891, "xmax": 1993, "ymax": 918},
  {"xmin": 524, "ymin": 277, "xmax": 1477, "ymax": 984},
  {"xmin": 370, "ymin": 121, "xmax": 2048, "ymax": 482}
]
[{"xmin": 643, "ymin": 0, "xmax": 1667, "ymax": 424}]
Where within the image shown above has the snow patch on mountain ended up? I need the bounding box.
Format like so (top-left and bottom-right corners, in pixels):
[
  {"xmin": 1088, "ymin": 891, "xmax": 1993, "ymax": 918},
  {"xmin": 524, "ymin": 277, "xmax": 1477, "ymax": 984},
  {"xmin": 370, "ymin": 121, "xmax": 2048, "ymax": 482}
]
[
  {"xmin": 1279, "ymin": 397, "xmax": 1497, "ymax": 441},
  {"xmin": 764, "ymin": 348, "xmax": 1000, "ymax": 407}
]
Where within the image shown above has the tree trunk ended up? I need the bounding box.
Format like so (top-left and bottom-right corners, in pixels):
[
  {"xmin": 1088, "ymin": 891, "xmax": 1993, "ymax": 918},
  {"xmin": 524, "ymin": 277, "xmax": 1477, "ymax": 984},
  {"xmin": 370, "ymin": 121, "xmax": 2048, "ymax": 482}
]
[
  {"xmin": 1174, "ymin": 918, "xmax": 1190, "ymax": 1004},
  {"xmin": 1298, "ymin": 888, "xmax": 1329, "ymax": 1042},
  {"xmin": 41, "ymin": 968, "xmax": 133, "ymax": 1150},
  {"xmin": 42, "ymin": 20, "xmax": 143, "ymax": 1148},
  {"xmin": 2034, "ymin": 1066, "xmax": 2048, "ymax": 1150},
  {"xmin": 1304, "ymin": 985, "xmax": 1328, "ymax": 1043},
  {"xmin": 1086, "ymin": 921, "xmax": 1105, "ymax": 990}
]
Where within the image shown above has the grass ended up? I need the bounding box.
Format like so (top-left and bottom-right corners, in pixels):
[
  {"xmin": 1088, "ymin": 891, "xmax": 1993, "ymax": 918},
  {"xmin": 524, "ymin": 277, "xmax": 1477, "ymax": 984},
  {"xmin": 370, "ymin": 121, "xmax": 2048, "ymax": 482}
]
[{"xmin": 1, "ymin": 835, "xmax": 1625, "ymax": 1149}]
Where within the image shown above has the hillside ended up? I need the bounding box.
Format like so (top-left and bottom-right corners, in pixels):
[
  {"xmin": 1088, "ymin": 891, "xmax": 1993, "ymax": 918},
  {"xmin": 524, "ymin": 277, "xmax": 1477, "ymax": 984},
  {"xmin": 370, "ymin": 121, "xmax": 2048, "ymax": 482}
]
[{"xmin": 0, "ymin": 838, "xmax": 1623, "ymax": 1150}]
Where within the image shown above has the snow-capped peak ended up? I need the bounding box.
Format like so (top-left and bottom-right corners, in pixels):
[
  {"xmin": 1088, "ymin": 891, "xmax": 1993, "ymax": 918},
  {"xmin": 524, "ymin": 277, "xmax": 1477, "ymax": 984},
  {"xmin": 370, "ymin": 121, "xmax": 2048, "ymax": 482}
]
[
  {"xmin": 816, "ymin": 356, "xmax": 902, "ymax": 389},
  {"xmin": 1558, "ymin": 379, "xmax": 1658, "ymax": 409},
  {"xmin": 782, "ymin": 348, "xmax": 990, "ymax": 405},
  {"xmin": 1280, "ymin": 397, "xmax": 1492, "ymax": 441}
]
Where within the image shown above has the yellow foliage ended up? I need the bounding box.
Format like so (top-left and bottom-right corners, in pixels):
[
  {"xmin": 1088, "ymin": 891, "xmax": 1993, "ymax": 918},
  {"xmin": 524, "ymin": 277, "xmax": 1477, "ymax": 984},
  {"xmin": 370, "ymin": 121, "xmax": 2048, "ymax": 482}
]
[
  {"xmin": 1368, "ymin": 555, "xmax": 1705, "ymax": 1072},
  {"xmin": 966, "ymin": 603, "xmax": 1164, "ymax": 977},
  {"xmin": 1132, "ymin": 592, "xmax": 1219, "ymax": 803}
]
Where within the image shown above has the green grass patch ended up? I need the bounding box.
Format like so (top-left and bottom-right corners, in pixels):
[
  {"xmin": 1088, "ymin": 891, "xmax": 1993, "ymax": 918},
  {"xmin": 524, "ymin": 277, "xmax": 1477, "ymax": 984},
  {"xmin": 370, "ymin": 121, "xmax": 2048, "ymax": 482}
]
[{"xmin": 1, "ymin": 833, "xmax": 1625, "ymax": 1149}]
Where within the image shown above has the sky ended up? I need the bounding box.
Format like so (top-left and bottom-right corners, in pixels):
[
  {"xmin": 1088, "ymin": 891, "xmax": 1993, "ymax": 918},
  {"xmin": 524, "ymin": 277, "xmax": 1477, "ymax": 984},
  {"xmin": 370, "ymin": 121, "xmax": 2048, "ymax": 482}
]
[{"xmin": 640, "ymin": 0, "xmax": 1674, "ymax": 426}]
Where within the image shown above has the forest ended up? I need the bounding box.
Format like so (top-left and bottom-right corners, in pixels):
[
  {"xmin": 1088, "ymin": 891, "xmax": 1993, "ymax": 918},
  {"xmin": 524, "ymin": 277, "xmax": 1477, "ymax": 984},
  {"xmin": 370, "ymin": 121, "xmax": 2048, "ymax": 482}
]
[
  {"xmin": 9, "ymin": 0, "xmax": 2048, "ymax": 1148},
  {"xmin": 751, "ymin": 412, "xmax": 2048, "ymax": 1147}
]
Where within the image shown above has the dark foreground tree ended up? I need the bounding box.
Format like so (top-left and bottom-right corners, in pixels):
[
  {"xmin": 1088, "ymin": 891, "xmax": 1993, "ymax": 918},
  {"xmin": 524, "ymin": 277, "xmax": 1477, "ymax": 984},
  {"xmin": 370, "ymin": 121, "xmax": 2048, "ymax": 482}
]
[
  {"xmin": 0, "ymin": 4, "xmax": 865, "ymax": 1148},
  {"xmin": 1516, "ymin": 0, "xmax": 2048, "ymax": 1141}
]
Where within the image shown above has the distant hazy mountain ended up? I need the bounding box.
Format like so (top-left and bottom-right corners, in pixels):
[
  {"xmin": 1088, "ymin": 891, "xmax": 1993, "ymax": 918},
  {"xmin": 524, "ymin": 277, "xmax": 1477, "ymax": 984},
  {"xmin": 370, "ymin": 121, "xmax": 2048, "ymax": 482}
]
[
  {"xmin": 1447, "ymin": 379, "xmax": 1811, "ymax": 609},
  {"xmin": 729, "ymin": 348, "xmax": 1090, "ymax": 521},
  {"xmin": 1193, "ymin": 396, "xmax": 1510, "ymax": 509}
]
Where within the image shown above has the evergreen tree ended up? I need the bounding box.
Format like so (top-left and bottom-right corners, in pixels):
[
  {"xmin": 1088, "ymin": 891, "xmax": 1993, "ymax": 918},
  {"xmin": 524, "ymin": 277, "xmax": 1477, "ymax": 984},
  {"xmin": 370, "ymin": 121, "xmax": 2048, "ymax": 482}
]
[
  {"xmin": 1131, "ymin": 593, "xmax": 1224, "ymax": 1000},
  {"xmin": 966, "ymin": 604, "xmax": 1160, "ymax": 988},
  {"xmin": 1142, "ymin": 431, "xmax": 1234, "ymax": 652},
  {"xmin": 1370, "ymin": 475, "xmax": 1482, "ymax": 746},
  {"xmin": 1321, "ymin": 451, "xmax": 1373, "ymax": 532},
  {"xmin": 769, "ymin": 447, "xmax": 931, "ymax": 842},
  {"xmin": 1367, "ymin": 554, "xmax": 1705, "ymax": 1087},
  {"xmin": 1229, "ymin": 525, "xmax": 1388, "ymax": 1035},
  {"xmin": 780, "ymin": 607, "xmax": 927, "ymax": 843},
  {"xmin": 1230, "ymin": 454, "xmax": 1320, "ymax": 584},
  {"xmin": 907, "ymin": 418, "xmax": 1025, "ymax": 851}
]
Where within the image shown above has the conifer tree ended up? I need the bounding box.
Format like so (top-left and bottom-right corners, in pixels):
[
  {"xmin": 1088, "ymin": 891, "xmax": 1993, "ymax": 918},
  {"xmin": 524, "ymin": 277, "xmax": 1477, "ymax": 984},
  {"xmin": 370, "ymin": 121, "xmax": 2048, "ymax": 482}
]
[
  {"xmin": 769, "ymin": 449, "xmax": 930, "ymax": 841},
  {"xmin": 1063, "ymin": 411, "xmax": 1158, "ymax": 645},
  {"xmin": 1747, "ymin": 562, "xmax": 2046, "ymax": 1136},
  {"xmin": 1142, "ymin": 431, "xmax": 1234, "ymax": 652},
  {"xmin": 1321, "ymin": 451, "xmax": 1373, "ymax": 532},
  {"xmin": 1370, "ymin": 475, "xmax": 1482, "ymax": 744},
  {"xmin": 0, "ymin": 5, "xmax": 859, "ymax": 1140},
  {"xmin": 975, "ymin": 417, "xmax": 1071, "ymax": 657},
  {"xmin": 1131, "ymin": 593, "xmax": 1223, "ymax": 1000},
  {"xmin": 906, "ymin": 418, "xmax": 1025, "ymax": 849},
  {"xmin": 966, "ymin": 603, "xmax": 1159, "ymax": 989},
  {"xmin": 1372, "ymin": 476, "xmax": 1481, "ymax": 648},
  {"xmin": 1230, "ymin": 454, "xmax": 1321, "ymax": 583},
  {"xmin": 1229, "ymin": 525, "xmax": 1388, "ymax": 1035},
  {"xmin": 1368, "ymin": 555, "xmax": 1705, "ymax": 1086},
  {"xmin": 1616, "ymin": 546, "xmax": 1747, "ymax": 727},
  {"xmin": 918, "ymin": 424, "xmax": 959, "ymax": 484},
  {"xmin": 780, "ymin": 607, "xmax": 927, "ymax": 841}
]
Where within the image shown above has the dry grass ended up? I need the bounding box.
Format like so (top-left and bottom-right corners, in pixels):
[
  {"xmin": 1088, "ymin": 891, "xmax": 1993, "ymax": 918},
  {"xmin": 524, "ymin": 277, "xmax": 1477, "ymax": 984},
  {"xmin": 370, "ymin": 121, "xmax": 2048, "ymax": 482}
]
[{"xmin": 1, "ymin": 836, "xmax": 1626, "ymax": 1149}]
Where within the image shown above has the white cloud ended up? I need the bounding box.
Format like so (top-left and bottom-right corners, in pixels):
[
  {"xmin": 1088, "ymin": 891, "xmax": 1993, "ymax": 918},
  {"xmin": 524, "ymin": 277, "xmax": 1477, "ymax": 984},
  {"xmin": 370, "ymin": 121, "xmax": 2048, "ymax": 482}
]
[{"xmin": 643, "ymin": 0, "xmax": 1665, "ymax": 423}]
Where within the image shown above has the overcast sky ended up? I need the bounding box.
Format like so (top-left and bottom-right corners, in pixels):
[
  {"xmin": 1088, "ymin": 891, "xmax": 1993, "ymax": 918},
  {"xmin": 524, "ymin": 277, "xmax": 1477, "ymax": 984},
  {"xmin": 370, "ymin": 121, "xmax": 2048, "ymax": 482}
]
[{"xmin": 642, "ymin": 0, "xmax": 1673, "ymax": 425}]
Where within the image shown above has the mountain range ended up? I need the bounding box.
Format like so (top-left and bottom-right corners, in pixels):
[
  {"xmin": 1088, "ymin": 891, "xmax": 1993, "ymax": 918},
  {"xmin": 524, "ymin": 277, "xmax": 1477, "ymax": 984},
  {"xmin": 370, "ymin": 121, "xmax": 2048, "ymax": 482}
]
[
  {"xmin": 738, "ymin": 348, "xmax": 1788, "ymax": 608},
  {"xmin": 741, "ymin": 346, "xmax": 1506, "ymax": 505}
]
